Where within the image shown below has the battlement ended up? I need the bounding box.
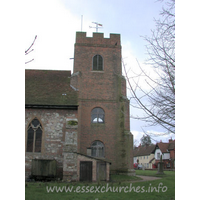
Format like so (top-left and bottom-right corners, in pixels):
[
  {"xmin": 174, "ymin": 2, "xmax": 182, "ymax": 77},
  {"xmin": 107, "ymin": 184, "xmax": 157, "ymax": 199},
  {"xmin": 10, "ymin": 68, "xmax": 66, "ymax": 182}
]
[{"xmin": 75, "ymin": 32, "xmax": 121, "ymax": 47}]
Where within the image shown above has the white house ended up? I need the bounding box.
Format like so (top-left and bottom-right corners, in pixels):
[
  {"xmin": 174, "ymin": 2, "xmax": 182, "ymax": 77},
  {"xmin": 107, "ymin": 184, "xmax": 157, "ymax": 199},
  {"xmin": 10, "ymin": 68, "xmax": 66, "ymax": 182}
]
[
  {"xmin": 154, "ymin": 140, "xmax": 175, "ymax": 169},
  {"xmin": 133, "ymin": 144, "xmax": 156, "ymax": 169}
]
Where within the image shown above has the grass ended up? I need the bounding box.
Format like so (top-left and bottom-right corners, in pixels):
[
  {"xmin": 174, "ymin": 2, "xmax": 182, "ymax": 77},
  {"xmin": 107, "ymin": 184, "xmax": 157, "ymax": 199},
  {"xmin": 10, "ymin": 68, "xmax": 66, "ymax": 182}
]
[
  {"xmin": 25, "ymin": 171, "xmax": 175, "ymax": 200},
  {"xmin": 111, "ymin": 174, "xmax": 142, "ymax": 182},
  {"xmin": 135, "ymin": 169, "xmax": 174, "ymax": 176}
]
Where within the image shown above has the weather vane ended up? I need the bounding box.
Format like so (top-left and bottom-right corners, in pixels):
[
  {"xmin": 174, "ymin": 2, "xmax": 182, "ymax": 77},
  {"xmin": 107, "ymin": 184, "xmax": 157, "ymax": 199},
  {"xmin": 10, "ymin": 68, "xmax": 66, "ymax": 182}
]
[{"xmin": 89, "ymin": 22, "xmax": 103, "ymax": 32}]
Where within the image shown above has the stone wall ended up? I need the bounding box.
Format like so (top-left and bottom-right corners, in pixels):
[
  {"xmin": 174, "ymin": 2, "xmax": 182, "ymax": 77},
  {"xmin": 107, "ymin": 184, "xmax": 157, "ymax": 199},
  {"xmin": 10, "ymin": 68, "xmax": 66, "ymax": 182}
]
[
  {"xmin": 25, "ymin": 108, "xmax": 78, "ymax": 180},
  {"xmin": 62, "ymin": 118, "xmax": 78, "ymax": 181}
]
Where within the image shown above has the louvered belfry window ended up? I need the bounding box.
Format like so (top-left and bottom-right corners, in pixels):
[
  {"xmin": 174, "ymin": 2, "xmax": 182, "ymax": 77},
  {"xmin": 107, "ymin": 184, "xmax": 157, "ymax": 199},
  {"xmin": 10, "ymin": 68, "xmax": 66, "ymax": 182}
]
[
  {"xmin": 93, "ymin": 55, "xmax": 103, "ymax": 70},
  {"xmin": 27, "ymin": 118, "xmax": 42, "ymax": 152}
]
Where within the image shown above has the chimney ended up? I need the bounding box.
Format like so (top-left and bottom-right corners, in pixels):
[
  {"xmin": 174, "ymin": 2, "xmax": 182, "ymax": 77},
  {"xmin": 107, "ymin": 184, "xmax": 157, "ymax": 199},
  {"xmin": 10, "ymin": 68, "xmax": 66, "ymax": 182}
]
[{"xmin": 169, "ymin": 138, "xmax": 173, "ymax": 142}]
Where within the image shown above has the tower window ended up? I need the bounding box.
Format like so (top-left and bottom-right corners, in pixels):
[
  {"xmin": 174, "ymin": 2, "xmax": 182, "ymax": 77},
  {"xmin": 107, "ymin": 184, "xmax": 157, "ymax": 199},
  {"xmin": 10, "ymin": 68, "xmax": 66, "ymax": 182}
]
[
  {"xmin": 91, "ymin": 141, "xmax": 105, "ymax": 157},
  {"xmin": 26, "ymin": 118, "xmax": 42, "ymax": 153},
  {"xmin": 91, "ymin": 107, "xmax": 105, "ymax": 123},
  {"xmin": 93, "ymin": 55, "xmax": 103, "ymax": 70}
]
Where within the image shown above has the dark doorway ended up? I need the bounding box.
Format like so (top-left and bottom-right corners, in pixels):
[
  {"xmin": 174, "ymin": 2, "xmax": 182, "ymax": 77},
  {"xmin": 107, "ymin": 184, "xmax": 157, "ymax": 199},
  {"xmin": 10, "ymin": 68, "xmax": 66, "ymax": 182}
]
[
  {"xmin": 80, "ymin": 161, "xmax": 92, "ymax": 181},
  {"xmin": 97, "ymin": 162, "xmax": 106, "ymax": 181}
]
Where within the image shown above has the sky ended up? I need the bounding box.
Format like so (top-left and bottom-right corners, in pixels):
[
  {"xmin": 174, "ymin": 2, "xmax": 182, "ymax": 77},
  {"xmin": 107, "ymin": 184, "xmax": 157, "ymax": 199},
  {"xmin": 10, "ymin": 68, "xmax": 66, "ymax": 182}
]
[{"xmin": 25, "ymin": 0, "xmax": 175, "ymax": 144}]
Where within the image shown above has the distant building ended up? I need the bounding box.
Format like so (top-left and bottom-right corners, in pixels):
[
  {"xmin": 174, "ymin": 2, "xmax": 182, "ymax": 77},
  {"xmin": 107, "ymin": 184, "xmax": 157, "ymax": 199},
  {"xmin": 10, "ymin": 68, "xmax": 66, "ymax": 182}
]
[
  {"xmin": 133, "ymin": 144, "xmax": 156, "ymax": 169},
  {"xmin": 154, "ymin": 139, "xmax": 175, "ymax": 169}
]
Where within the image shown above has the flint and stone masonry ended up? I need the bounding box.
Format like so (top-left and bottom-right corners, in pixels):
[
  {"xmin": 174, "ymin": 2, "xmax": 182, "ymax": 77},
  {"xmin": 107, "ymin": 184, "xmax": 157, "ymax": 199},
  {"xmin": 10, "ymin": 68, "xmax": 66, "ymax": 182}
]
[{"xmin": 25, "ymin": 109, "xmax": 78, "ymax": 180}]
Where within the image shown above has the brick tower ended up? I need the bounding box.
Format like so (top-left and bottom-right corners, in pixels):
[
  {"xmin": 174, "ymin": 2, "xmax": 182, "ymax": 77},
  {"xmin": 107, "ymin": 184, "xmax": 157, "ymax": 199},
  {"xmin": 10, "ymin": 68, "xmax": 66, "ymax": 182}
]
[{"xmin": 70, "ymin": 32, "xmax": 133, "ymax": 173}]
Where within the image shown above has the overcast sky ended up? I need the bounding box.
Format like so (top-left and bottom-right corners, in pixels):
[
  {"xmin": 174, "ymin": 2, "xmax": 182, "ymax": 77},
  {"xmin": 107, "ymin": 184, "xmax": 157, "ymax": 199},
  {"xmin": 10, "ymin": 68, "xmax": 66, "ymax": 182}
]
[{"xmin": 25, "ymin": 0, "xmax": 175, "ymax": 144}]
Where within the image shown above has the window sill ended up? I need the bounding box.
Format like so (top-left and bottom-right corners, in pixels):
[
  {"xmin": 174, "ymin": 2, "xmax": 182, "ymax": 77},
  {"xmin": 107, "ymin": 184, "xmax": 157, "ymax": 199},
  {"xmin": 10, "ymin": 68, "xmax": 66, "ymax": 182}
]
[
  {"xmin": 91, "ymin": 123, "xmax": 105, "ymax": 129},
  {"xmin": 91, "ymin": 70, "xmax": 104, "ymax": 73},
  {"xmin": 91, "ymin": 123, "xmax": 105, "ymax": 125}
]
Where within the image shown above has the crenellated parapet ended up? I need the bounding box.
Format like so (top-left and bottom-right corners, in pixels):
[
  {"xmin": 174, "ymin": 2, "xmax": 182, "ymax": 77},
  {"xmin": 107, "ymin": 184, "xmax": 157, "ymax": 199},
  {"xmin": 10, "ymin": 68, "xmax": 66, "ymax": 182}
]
[{"xmin": 75, "ymin": 32, "xmax": 121, "ymax": 48}]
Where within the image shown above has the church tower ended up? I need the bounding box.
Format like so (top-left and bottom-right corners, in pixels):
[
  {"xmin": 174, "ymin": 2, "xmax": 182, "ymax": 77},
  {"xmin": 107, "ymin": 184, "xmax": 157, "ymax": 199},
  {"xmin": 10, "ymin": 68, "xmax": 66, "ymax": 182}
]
[{"xmin": 70, "ymin": 32, "xmax": 133, "ymax": 173}]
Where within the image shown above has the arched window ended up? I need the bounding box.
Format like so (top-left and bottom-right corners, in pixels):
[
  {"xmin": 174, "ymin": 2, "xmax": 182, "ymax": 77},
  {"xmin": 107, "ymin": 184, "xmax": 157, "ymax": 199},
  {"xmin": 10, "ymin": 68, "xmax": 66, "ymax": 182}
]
[
  {"xmin": 93, "ymin": 55, "xmax": 103, "ymax": 70},
  {"xmin": 91, "ymin": 141, "xmax": 104, "ymax": 157},
  {"xmin": 27, "ymin": 118, "xmax": 42, "ymax": 152},
  {"xmin": 91, "ymin": 107, "xmax": 105, "ymax": 123}
]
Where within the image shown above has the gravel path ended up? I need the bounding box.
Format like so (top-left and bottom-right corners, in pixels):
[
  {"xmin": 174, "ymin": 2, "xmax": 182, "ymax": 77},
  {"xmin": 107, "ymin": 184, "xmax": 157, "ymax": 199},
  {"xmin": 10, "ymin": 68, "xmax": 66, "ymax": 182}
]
[{"xmin": 135, "ymin": 175, "xmax": 161, "ymax": 182}]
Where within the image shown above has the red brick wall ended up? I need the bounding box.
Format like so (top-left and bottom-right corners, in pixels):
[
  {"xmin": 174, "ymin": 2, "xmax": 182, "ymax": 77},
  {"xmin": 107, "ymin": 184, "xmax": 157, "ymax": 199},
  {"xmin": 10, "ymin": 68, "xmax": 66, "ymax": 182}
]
[
  {"xmin": 72, "ymin": 32, "xmax": 133, "ymax": 172},
  {"xmin": 170, "ymin": 149, "xmax": 175, "ymax": 160},
  {"xmin": 77, "ymin": 101, "xmax": 120, "ymax": 168}
]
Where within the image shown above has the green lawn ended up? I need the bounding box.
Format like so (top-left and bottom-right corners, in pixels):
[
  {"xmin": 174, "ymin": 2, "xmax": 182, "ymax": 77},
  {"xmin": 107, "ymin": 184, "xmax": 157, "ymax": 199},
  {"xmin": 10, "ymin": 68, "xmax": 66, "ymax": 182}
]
[
  {"xmin": 135, "ymin": 169, "xmax": 174, "ymax": 177},
  {"xmin": 25, "ymin": 171, "xmax": 175, "ymax": 200},
  {"xmin": 111, "ymin": 174, "xmax": 142, "ymax": 182}
]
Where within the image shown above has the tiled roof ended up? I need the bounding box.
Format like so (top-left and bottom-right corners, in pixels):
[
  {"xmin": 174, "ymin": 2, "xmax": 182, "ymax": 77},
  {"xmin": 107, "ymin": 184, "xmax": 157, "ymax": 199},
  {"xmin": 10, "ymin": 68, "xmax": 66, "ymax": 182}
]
[
  {"xmin": 157, "ymin": 143, "xmax": 169, "ymax": 153},
  {"xmin": 25, "ymin": 70, "xmax": 78, "ymax": 106},
  {"xmin": 156, "ymin": 140, "xmax": 175, "ymax": 153},
  {"xmin": 133, "ymin": 144, "xmax": 156, "ymax": 157},
  {"xmin": 76, "ymin": 153, "xmax": 112, "ymax": 164}
]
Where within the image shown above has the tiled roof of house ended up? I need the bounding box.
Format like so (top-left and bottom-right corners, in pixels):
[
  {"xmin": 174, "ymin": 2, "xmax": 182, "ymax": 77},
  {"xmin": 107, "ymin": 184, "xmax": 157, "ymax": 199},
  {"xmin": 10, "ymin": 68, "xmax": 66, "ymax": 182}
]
[
  {"xmin": 133, "ymin": 144, "xmax": 156, "ymax": 157},
  {"xmin": 25, "ymin": 70, "xmax": 78, "ymax": 106},
  {"xmin": 156, "ymin": 140, "xmax": 175, "ymax": 153},
  {"xmin": 157, "ymin": 142, "xmax": 169, "ymax": 153}
]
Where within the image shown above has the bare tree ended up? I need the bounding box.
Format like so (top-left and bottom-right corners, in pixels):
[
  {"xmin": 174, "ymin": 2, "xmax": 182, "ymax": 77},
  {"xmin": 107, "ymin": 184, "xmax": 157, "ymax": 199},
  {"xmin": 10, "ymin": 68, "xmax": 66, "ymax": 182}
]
[
  {"xmin": 25, "ymin": 35, "xmax": 37, "ymax": 64},
  {"xmin": 124, "ymin": 0, "xmax": 175, "ymax": 134}
]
